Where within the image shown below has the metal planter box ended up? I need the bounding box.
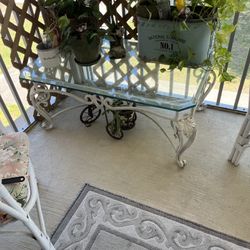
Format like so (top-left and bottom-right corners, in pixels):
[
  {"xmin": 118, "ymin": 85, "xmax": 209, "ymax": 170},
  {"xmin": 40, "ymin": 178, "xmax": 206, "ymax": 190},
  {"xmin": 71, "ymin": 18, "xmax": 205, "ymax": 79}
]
[{"xmin": 137, "ymin": 17, "xmax": 213, "ymax": 66}]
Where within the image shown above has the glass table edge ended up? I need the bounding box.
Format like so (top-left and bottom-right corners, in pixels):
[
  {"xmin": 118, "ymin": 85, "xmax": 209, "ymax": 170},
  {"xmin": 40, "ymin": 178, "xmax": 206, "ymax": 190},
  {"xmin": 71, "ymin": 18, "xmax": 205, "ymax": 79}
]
[{"xmin": 19, "ymin": 74, "xmax": 196, "ymax": 112}]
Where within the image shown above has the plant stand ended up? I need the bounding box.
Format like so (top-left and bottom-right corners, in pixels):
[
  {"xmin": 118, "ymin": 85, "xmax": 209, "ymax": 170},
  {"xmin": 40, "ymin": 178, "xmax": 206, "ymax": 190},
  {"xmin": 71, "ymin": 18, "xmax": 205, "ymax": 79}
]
[
  {"xmin": 103, "ymin": 101, "xmax": 137, "ymax": 140},
  {"xmin": 79, "ymin": 98, "xmax": 137, "ymax": 138},
  {"xmin": 21, "ymin": 41, "xmax": 216, "ymax": 168},
  {"xmin": 29, "ymin": 83, "xmax": 198, "ymax": 167}
]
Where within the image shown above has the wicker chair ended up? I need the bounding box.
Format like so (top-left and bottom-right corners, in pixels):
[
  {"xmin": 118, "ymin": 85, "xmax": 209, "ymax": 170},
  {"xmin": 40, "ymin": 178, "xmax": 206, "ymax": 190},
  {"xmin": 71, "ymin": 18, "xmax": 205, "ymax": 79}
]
[{"xmin": 0, "ymin": 130, "xmax": 55, "ymax": 249}]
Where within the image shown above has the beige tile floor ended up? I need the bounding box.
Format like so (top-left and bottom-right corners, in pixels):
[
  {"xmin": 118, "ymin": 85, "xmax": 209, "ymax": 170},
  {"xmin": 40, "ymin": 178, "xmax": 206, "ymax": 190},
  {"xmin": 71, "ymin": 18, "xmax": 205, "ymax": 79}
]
[{"xmin": 1, "ymin": 106, "xmax": 250, "ymax": 249}]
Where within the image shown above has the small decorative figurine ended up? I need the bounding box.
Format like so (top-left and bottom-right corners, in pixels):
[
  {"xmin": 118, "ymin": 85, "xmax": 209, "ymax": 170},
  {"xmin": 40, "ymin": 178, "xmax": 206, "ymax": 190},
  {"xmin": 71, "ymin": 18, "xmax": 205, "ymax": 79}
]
[
  {"xmin": 107, "ymin": 4, "xmax": 126, "ymax": 59},
  {"xmin": 109, "ymin": 25, "xmax": 126, "ymax": 59}
]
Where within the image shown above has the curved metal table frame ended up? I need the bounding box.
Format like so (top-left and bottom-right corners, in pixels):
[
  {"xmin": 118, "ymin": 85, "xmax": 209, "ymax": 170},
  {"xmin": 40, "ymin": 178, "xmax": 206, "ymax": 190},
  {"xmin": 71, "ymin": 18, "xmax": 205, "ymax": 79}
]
[{"xmin": 29, "ymin": 69, "xmax": 216, "ymax": 168}]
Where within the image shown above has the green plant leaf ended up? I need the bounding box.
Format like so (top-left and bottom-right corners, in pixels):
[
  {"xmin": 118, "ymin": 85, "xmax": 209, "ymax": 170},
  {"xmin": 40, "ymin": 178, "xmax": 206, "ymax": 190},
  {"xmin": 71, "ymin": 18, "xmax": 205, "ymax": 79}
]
[
  {"xmin": 88, "ymin": 32, "xmax": 98, "ymax": 42},
  {"xmin": 180, "ymin": 21, "xmax": 190, "ymax": 31},
  {"xmin": 220, "ymin": 71, "xmax": 235, "ymax": 82},
  {"xmin": 203, "ymin": 59, "xmax": 212, "ymax": 67},
  {"xmin": 177, "ymin": 60, "xmax": 185, "ymax": 70},
  {"xmin": 221, "ymin": 24, "xmax": 236, "ymax": 34},
  {"xmin": 58, "ymin": 15, "xmax": 70, "ymax": 30},
  {"xmin": 168, "ymin": 63, "xmax": 178, "ymax": 71}
]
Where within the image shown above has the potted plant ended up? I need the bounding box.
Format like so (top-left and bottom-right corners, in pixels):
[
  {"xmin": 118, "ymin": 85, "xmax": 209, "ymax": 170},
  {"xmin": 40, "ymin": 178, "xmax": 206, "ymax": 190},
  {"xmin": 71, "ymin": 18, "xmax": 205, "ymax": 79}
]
[
  {"xmin": 130, "ymin": 0, "xmax": 247, "ymax": 81},
  {"xmin": 36, "ymin": 3, "xmax": 62, "ymax": 68},
  {"xmin": 40, "ymin": 0, "xmax": 104, "ymax": 66}
]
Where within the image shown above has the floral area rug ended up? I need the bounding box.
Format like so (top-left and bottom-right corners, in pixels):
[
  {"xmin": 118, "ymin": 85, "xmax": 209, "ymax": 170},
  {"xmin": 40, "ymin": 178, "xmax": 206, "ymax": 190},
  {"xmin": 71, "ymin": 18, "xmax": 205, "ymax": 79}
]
[{"xmin": 51, "ymin": 184, "xmax": 250, "ymax": 250}]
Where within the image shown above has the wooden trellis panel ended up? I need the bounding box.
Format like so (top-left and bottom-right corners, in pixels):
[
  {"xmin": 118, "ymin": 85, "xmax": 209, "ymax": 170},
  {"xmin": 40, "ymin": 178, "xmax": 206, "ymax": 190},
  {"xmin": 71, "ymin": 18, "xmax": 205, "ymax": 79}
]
[
  {"xmin": 0, "ymin": 0, "xmax": 137, "ymax": 120},
  {"xmin": 99, "ymin": 0, "xmax": 137, "ymax": 40},
  {"xmin": 0, "ymin": 0, "xmax": 45, "ymax": 70}
]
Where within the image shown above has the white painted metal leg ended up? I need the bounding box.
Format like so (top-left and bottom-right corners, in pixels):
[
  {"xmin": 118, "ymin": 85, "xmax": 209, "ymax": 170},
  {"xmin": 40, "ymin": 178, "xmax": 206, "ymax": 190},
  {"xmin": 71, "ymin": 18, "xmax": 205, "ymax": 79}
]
[
  {"xmin": 195, "ymin": 70, "xmax": 216, "ymax": 111},
  {"xmin": 0, "ymin": 186, "xmax": 55, "ymax": 250},
  {"xmin": 229, "ymin": 113, "xmax": 250, "ymax": 166},
  {"xmin": 0, "ymin": 164, "xmax": 55, "ymax": 250},
  {"xmin": 229, "ymin": 85, "xmax": 250, "ymax": 166},
  {"xmin": 29, "ymin": 84, "xmax": 54, "ymax": 129},
  {"xmin": 36, "ymin": 189, "xmax": 47, "ymax": 235},
  {"xmin": 172, "ymin": 116, "xmax": 197, "ymax": 168}
]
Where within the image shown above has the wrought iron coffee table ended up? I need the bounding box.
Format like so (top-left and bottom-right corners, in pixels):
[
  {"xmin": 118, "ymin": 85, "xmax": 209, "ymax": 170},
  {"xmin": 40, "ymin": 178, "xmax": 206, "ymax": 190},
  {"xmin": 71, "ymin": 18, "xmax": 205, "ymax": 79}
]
[{"xmin": 20, "ymin": 41, "xmax": 215, "ymax": 167}]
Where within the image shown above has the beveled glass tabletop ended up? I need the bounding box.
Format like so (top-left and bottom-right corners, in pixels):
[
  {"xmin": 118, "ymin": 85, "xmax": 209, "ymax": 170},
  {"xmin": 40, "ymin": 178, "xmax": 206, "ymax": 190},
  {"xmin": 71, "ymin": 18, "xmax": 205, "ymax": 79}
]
[{"xmin": 20, "ymin": 40, "xmax": 207, "ymax": 112}]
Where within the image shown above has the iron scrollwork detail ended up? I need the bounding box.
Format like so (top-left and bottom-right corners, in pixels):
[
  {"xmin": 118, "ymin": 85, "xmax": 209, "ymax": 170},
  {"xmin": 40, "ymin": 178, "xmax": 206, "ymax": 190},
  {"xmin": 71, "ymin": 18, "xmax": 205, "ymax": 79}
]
[
  {"xmin": 171, "ymin": 116, "xmax": 197, "ymax": 168},
  {"xmin": 175, "ymin": 117, "xmax": 197, "ymax": 138}
]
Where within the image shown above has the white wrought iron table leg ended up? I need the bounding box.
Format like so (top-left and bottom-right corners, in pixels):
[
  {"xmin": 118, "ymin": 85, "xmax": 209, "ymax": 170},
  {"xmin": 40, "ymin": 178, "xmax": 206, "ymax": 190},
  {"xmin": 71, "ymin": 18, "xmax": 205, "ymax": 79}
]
[
  {"xmin": 229, "ymin": 148, "xmax": 239, "ymax": 165},
  {"xmin": 233, "ymin": 149, "xmax": 242, "ymax": 166},
  {"xmin": 172, "ymin": 117, "xmax": 197, "ymax": 168},
  {"xmin": 195, "ymin": 70, "xmax": 216, "ymax": 111},
  {"xmin": 29, "ymin": 84, "xmax": 54, "ymax": 129},
  {"xmin": 231, "ymin": 142, "xmax": 250, "ymax": 166}
]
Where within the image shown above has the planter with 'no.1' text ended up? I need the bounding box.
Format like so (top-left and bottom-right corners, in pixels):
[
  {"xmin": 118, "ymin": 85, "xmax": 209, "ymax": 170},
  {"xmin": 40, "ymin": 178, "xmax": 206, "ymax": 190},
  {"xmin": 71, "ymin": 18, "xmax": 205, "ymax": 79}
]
[{"xmin": 137, "ymin": 17, "xmax": 214, "ymax": 66}]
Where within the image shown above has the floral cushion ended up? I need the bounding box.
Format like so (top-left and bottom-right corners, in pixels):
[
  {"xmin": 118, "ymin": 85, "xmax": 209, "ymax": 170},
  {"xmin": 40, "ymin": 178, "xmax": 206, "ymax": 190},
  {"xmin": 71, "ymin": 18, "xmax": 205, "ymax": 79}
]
[{"xmin": 0, "ymin": 132, "xmax": 30, "ymax": 225}]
